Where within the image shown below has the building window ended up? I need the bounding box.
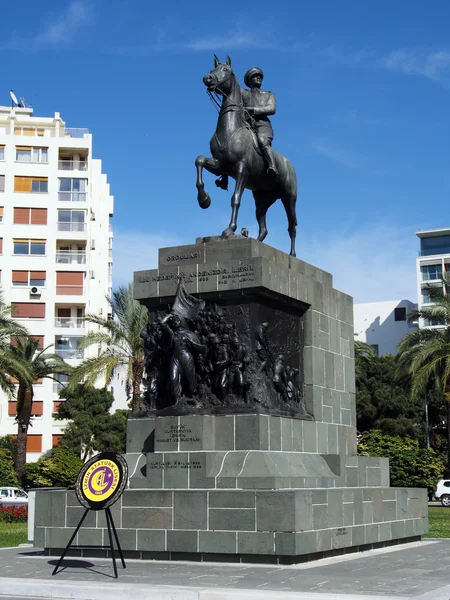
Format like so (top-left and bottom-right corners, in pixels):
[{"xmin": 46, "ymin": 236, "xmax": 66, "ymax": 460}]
[
  {"xmin": 421, "ymin": 264, "xmax": 442, "ymax": 281},
  {"xmin": 11, "ymin": 302, "xmax": 45, "ymax": 319},
  {"xmin": 394, "ymin": 307, "xmax": 407, "ymax": 321},
  {"xmin": 52, "ymin": 435, "xmax": 62, "ymax": 448},
  {"xmin": 14, "ymin": 176, "xmax": 48, "ymax": 193},
  {"xmin": 56, "ymin": 271, "xmax": 84, "ymax": 295},
  {"xmin": 57, "ymin": 209, "xmax": 86, "ymax": 231},
  {"xmin": 12, "ymin": 270, "xmax": 46, "ymax": 287},
  {"xmin": 14, "ymin": 127, "xmax": 44, "ymax": 137},
  {"xmin": 423, "ymin": 317, "xmax": 445, "ymax": 327},
  {"xmin": 0, "ymin": 146, "xmax": 4, "ymax": 161},
  {"xmin": 16, "ymin": 146, "xmax": 48, "ymax": 163},
  {"xmin": 370, "ymin": 344, "xmax": 379, "ymax": 355},
  {"xmin": 422, "ymin": 289, "xmax": 432, "ymax": 304},
  {"xmin": 0, "ymin": 175, "xmax": 4, "ymax": 192},
  {"xmin": 13, "ymin": 207, "xmax": 47, "ymax": 225},
  {"xmin": 0, "ymin": 207, "xmax": 3, "ymax": 223},
  {"xmin": 58, "ymin": 178, "xmax": 87, "ymax": 202},
  {"xmin": 13, "ymin": 239, "xmax": 46, "ymax": 255}
]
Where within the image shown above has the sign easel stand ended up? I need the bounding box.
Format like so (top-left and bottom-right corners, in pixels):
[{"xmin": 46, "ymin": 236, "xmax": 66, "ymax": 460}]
[{"xmin": 52, "ymin": 506, "xmax": 126, "ymax": 579}]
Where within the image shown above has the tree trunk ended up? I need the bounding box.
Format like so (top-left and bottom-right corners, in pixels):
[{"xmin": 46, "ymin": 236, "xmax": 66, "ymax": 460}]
[
  {"xmin": 14, "ymin": 384, "xmax": 33, "ymax": 487},
  {"xmin": 131, "ymin": 360, "xmax": 144, "ymax": 411}
]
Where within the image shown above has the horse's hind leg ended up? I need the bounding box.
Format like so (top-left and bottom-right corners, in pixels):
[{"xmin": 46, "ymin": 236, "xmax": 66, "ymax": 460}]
[
  {"xmin": 254, "ymin": 192, "xmax": 276, "ymax": 243},
  {"xmin": 195, "ymin": 156, "xmax": 221, "ymax": 209},
  {"xmin": 281, "ymin": 193, "xmax": 297, "ymax": 257}
]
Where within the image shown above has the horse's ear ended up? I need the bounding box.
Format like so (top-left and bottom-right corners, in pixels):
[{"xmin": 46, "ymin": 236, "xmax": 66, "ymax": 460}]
[
  {"xmin": 214, "ymin": 54, "xmax": 220, "ymax": 67},
  {"xmin": 226, "ymin": 55, "xmax": 232, "ymax": 67}
]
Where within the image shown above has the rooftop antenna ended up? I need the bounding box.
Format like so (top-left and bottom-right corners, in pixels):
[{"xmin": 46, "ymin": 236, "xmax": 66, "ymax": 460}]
[{"xmin": 9, "ymin": 90, "xmax": 18, "ymax": 107}]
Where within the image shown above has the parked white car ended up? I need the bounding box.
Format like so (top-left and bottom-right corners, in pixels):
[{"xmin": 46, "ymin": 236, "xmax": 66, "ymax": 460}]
[
  {"xmin": 434, "ymin": 480, "xmax": 450, "ymax": 506},
  {"xmin": 0, "ymin": 487, "xmax": 28, "ymax": 506}
]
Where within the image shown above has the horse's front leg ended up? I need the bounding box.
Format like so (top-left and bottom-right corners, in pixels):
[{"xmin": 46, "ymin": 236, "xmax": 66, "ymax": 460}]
[
  {"xmin": 195, "ymin": 155, "xmax": 222, "ymax": 209},
  {"xmin": 222, "ymin": 162, "xmax": 248, "ymax": 238}
]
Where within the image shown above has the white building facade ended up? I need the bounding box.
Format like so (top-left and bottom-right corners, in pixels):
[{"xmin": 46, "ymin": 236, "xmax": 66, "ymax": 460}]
[
  {"xmin": 416, "ymin": 228, "xmax": 450, "ymax": 329},
  {"xmin": 354, "ymin": 300, "xmax": 417, "ymax": 356},
  {"xmin": 0, "ymin": 104, "xmax": 114, "ymax": 459}
]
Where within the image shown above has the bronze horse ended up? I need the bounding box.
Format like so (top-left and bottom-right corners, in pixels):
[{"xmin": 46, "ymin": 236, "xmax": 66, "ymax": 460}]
[{"xmin": 195, "ymin": 56, "xmax": 298, "ymax": 256}]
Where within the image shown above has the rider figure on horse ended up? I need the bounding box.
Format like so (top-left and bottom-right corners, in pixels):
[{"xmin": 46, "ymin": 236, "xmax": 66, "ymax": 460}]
[{"xmin": 216, "ymin": 67, "xmax": 278, "ymax": 191}]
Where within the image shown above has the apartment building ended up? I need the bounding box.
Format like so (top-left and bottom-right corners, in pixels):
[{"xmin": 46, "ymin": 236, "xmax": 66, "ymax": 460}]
[
  {"xmin": 416, "ymin": 228, "xmax": 450, "ymax": 329},
  {"xmin": 0, "ymin": 103, "xmax": 114, "ymax": 459},
  {"xmin": 354, "ymin": 299, "xmax": 417, "ymax": 356}
]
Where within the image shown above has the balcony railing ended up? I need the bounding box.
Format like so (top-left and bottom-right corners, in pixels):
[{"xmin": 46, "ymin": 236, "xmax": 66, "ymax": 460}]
[
  {"xmin": 54, "ymin": 317, "xmax": 85, "ymax": 328},
  {"xmin": 56, "ymin": 250, "xmax": 86, "ymax": 264},
  {"xmin": 56, "ymin": 285, "xmax": 84, "ymax": 296},
  {"xmin": 421, "ymin": 273, "xmax": 443, "ymax": 281},
  {"xmin": 58, "ymin": 191, "xmax": 87, "ymax": 202},
  {"xmin": 55, "ymin": 348, "xmax": 84, "ymax": 359},
  {"xmin": 58, "ymin": 160, "xmax": 87, "ymax": 171},
  {"xmin": 64, "ymin": 128, "xmax": 89, "ymax": 138},
  {"xmin": 57, "ymin": 221, "xmax": 86, "ymax": 232}
]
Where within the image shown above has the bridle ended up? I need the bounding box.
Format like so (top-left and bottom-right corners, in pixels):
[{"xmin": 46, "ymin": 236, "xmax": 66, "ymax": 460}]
[{"xmin": 206, "ymin": 68, "xmax": 248, "ymax": 119}]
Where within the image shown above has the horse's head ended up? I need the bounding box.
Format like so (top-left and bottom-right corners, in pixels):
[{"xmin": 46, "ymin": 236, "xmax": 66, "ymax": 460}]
[{"xmin": 203, "ymin": 55, "xmax": 235, "ymax": 95}]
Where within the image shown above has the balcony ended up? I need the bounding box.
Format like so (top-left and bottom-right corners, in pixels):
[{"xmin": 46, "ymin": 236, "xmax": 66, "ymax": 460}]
[
  {"xmin": 58, "ymin": 192, "xmax": 87, "ymax": 202},
  {"xmin": 56, "ymin": 250, "xmax": 86, "ymax": 264},
  {"xmin": 55, "ymin": 348, "xmax": 84, "ymax": 359},
  {"xmin": 57, "ymin": 221, "xmax": 86, "ymax": 233},
  {"xmin": 64, "ymin": 128, "xmax": 89, "ymax": 139},
  {"xmin": 54, "ymin": 317, "xmax": 85, "ymax": 329},
  {"xmin": 58, "ymin": 160, "xmax": 87, "ymax": 171},
  {"xmin": 419, "ymin": 248, "xmax": 450, "ymax": 257}
]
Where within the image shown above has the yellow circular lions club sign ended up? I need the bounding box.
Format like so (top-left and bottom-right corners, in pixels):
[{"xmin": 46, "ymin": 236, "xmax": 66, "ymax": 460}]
[{"xmin": 75, "ymin": 452, "xmax": 127, "ymax": 511}]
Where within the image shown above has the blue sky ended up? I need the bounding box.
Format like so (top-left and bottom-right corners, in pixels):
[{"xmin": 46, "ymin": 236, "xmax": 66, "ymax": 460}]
[{"xmin": 2, "ymin": 0, "xmax": 450, "ymax": 302}]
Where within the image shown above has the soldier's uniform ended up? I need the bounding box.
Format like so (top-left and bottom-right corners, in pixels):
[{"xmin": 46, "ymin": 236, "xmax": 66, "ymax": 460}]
[{"xmin": 242, "ymin": 67, "xmax": 278, "ymax": 178}]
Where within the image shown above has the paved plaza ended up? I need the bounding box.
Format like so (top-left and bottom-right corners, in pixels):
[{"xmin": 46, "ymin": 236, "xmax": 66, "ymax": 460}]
[{"xmin": 0, "ymin": 539, "xmax": 450, "ymax": 599}]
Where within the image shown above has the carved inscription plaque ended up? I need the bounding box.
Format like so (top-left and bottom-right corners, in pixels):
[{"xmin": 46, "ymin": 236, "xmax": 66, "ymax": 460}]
[
  {"xmin": 148, "ymin": 460, "xmax": 202, "ymax": 470},
  {"xmin": 156, "ymin": 424, "xmax": 200, "ymax": 444}
]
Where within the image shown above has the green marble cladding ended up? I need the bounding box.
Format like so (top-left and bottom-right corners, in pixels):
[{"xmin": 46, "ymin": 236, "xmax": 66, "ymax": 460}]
[{"xmin": 34, "ymin": 486, "xmax": 428, "ymax": 556}]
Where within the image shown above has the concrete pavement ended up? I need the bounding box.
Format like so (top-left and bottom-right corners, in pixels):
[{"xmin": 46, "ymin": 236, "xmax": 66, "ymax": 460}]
[{"xmin": 1, "ymin": 539, "xmax": 450, "ymax": 600}]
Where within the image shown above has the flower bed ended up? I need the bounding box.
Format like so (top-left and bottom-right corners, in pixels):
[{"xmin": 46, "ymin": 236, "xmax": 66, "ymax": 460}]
[{"xmin": 0, "ymin": 505, "xmax": 28, "ymax": 523}]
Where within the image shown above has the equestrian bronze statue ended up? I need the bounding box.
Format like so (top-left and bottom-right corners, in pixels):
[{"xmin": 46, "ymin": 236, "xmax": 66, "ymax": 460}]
[{"xmin": 195, "ymin": 55, "xmax": 298, "ymax": 256}]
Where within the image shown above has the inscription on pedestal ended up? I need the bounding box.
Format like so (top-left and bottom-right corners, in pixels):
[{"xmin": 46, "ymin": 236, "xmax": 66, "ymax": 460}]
[
  {"xmin": 148, "ymin": 460, "xmax": 202, "ymax": 470},
  {"xmin": 137, "ymin": 263, "xmax": 255, "ymax": 286},
  {"xmin": 156, "ymin": 425, "xmax": 201, "ymax": 445}
]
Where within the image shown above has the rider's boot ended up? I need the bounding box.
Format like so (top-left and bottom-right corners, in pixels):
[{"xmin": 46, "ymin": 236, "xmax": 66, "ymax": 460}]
[
  {"xmin": 261, "ymin": 145, "xmax": 278, "ymax": 180},
  {"xmin": 215, "ymin": 174, "xmax": 229, "ymax": 190}
]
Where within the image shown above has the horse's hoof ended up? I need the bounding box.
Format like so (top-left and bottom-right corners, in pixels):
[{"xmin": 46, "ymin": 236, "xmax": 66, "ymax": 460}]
[
  {"xmin": 198, "ymin": 192, "xmax": 211, "ymax": 209},
  {"xmin": 221, "ymin": 227, "xmax": 236, "ymax": 238}
]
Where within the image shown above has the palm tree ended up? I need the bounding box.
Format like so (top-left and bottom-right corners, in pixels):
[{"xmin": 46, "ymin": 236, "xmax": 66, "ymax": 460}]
[
  {"xmin": 354, "ymin": 340, "xmax": 376, "ymax": 383},
  {"xmin": 69, "ymin": 284, "xmax": 148, "ymax": 411},
  {"xmin": 0, "ymin": 288, "xmax": 31, "ymax": 398},
  {"xmin": 397, "ymin": 274, "xmax": 450, "ymax": 465},
  {"xmin": 8, "ymin": 338, "xmax": 70, "ymax": 485}
]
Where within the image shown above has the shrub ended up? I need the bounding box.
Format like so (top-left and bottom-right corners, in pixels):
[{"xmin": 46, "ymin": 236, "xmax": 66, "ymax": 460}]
[
  {"xmin": 0, "ymin": 505, "xmax": 28, "ymax": 523},
  {"xmin": 0, "ymin": 449, "xmax": 18, "ymax": 487},
  {"xmin": 26, "ymin": 448, "xmax": 83, "ymax": 489},
  {"xmin": 358, "ymin": 429, "xmax": 446, "ymax": 489}
]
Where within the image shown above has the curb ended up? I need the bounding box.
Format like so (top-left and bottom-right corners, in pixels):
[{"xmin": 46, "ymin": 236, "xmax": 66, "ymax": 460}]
[{"xmin": 0, "ymin": 578, "xmax": 404, "ymax": 600}]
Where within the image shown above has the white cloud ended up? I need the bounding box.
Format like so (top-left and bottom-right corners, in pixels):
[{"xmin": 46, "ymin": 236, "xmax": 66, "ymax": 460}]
[
  {"xmin": 312, "ymin": 140, "xmax": 360, "ymax": 169},
  {"xmin": 297, "ymin": 225, "xmax": 418, "ymax": 303},
  {"xmin": 381, "ymin": 48, "xmax": 450, "ymax": 85},
  {"xmin": 112, "ymin": 229, "xmax": 184, "ymax": 287},
  {"xmin": 34, "ymin": 0, "xmax": 92, "ymax": 47}
]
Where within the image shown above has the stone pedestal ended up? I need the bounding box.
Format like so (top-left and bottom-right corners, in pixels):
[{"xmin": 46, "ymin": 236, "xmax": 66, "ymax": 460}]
[{"xmin": 34, "ymin": 237, "xmax": 428, "ymax": 562}]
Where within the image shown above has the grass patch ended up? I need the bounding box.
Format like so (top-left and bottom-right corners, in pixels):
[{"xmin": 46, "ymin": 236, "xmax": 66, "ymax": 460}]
[
  {"xmin": 0, "ymin": 521, "xmax": 27, "ymax": 547},
  {"xmin": 425, "ymin": 507, "xmax": 450, "ymax": 538}
]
